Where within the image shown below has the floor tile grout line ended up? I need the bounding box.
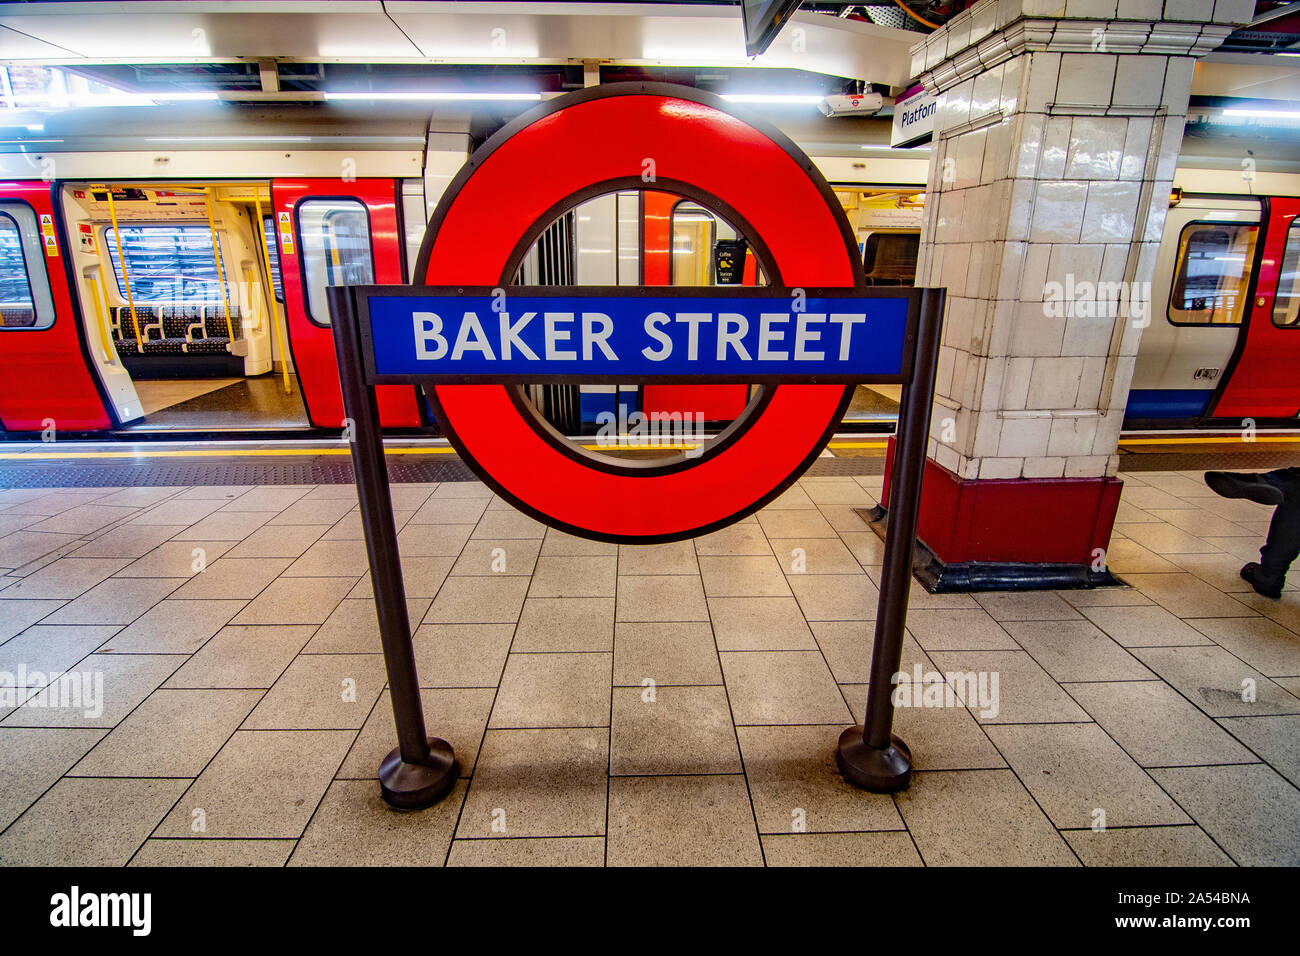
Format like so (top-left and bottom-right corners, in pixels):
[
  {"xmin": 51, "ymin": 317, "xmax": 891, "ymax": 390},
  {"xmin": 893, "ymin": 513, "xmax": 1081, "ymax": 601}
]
[
  {"xmin": 603, "ymin": 538, "xmax": 618, "ymax": 868},
  {"xmin": 1052, "ymin": 674, "xmax": 1250, "ymax": 865},
  {"xmin": 437, "ymin": 489, "xmax": 507, "ymax": 867},
  {"xmin": 699, "ymin": 528, "xmax": 769, "ymax": 868}
]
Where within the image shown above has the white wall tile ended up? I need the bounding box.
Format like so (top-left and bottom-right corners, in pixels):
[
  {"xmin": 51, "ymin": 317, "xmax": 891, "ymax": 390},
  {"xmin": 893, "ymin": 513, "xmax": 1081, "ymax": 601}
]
[
  {"xmin": 999, "ymin": 416, "xmax": 1053, "ymax": 457},
  {"xmin": 1064, "ymin": 117, "xmax": 1127, "ymax": 180},
  {"xmin": 1116, "ymin": 0, "xmax": 1163, "ymax": 18},
  {"xmin": 1030, "ymin": 180, "xmax": 1088, "ymax": 243},
  {"xmin": 1163, "ymin": 0, "xmax": 1215, "ymax": 21},
  {"xmin": 996, "ymin": 240, "xmax": 1029, "ymax": 300},
  {"xmin": 1027, "ymin": 356, "xmax": 1084, "ymax": 408},
  {"xmin": 971, "ymin": 63, "xmax": 1005, "ymax": 120},
  {"xmin": 1038, "ymin": 116, "xmax": 1072, "ymax": 179},
  {"xmin": 1065, "ymin": 455, "xmax": 1110, "ymax": 478},
  {"xmin": 1012, "ymin": 305, "xmax": 1068, "ymax": 356},
  {"xmin": 1119, "ymin": 116, "xmax": 1154, "ymax": 180},
  {"xmin": 1022, "ymin": 456, "xmax": 1066, "ymax": 479},
  {"xmin": 1021, "ymin": 243, "xmax": 1052, "ymax": 303},
  {"xmin": 935, "ymin": 440, "xmax": 961, "ymax": 474},
  {"xmin": 1049, "ymin": 414, "xmax": 1100, "ymax": 458},
  {"xmin": 1055, "ymin": 53, "xmax": 1117, "ymax": 107},
  {"xmin": 953, "ymin": 128, "xmax": 988, "ymax": 189},
  {"xmin": 969, "ymin": 0, "xmax": 998, "ymax": 45},
  {"xmin": 1081, "ymin": 180, "xmax": 1143, "ymax": 242},
  {"xmin": 1162, "ymin": 57, "xmax": 1195, "ymax": 114},
  {"xmin": 1064, "ymin": 0, "xmax": 1119, "ymax": 16},
  {"xmin": 999, "ymin": 54, "xmax": 1025, "ymax": 114},
  {"xmin": 1063, "ymin": 313, "xmax": 1117, "ymax": 356},
  {"xmin": 1213, "ymin": 0, "xmax": 1259, "ymax": 23},
  {"xmin": 1002, "ymin": 355, "xmax": 1035, "ymax": 409},
  {"xmin": 1112, "ymin": 56, "xmax": 1168, "ymax": 108},
  {"xmin": 1046, "ymin": 240, "xmax": 1106, "ymax": 291},
  {"xmin": 1076, "ymin": 356, "xmax": 1108, "ymax": 407},
  {"xmin": 1023, "ymin": 51, "xmax": 1061, "ymax": 113},
  {"xmin": 979, "ymin": 457, "xmax": 1025, "ymax": 480},
  {"xmin": 1022, "ymin": 0, "xmax": 1069, "ymax": 15}
]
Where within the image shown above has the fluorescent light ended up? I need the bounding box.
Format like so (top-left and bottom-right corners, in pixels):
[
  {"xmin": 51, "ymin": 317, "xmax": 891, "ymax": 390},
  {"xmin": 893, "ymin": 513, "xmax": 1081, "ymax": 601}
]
[
  {"xmin": 323, "ymin": 91, "xmax": 541, "ymax": 102},
  {"xmin": 1276, "ymin": 52, "xmax": 1300, "ymax": 57},
  {"xmin": 8, "ymin": 91, "xmax": 219, "ymax": 108},
  {"xmin": 718, "ymin": 94, "xmax": 824, "ymax": 105},
  {"xmin": 1220, "ymin": 108, "xmax": 1300, "ymax": 120},
  {"xmin": 144, "ymin": 135, "xmax": 315, "ymax": 143}
]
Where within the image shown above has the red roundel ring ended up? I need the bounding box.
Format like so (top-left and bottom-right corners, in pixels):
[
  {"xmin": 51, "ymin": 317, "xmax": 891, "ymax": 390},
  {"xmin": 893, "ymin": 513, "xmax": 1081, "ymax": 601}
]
[{"xmin": 415, "ymin": 83, "xmax": 862, "ymax": 542}]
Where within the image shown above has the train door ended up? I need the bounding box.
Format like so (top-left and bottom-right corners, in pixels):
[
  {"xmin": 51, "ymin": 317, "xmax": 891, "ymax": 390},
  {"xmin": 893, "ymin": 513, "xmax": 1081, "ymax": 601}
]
[
  {"xmin": 0, "ymin": 181, "xmax": 112, "ymax": 432},
  {"xmin": 271, "ymin": 177, "xmax": 420, "ymax": 429},
  {"xmin": 1128, "ymin": 195, "xmax": 1261, "ymax": 421},
  {"xmin": 836, "ymin": 186, "xmax": 924, "ymax": 426},
  {"xmin": 1208, "ymin": 196, "xmax": 1300, "ymax": 421},
  {"xmin": 60, "ymin": 181, "xmax": 306, "ymax": 432},
  {"xmin": 641, "ymin": 190, "xmax": 751, "ymax": 423}
]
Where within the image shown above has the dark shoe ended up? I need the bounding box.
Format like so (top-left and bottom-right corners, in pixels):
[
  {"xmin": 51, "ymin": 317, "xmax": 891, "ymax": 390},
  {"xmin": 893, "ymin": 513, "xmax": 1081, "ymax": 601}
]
[
  {"xmin": 1205, "ymin": 472, "xmax": 1284, "ymax": 507},
  {"xmin": 1241, "ymin": 562, "xmax": 1284, "ymax": 599}
]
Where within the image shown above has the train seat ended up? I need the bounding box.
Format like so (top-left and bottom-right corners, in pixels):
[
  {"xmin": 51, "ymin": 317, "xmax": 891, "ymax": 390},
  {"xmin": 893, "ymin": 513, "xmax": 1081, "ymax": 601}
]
[{"xmin": 110, "ymin": 304, "xmax": 246, "ymax": 377}]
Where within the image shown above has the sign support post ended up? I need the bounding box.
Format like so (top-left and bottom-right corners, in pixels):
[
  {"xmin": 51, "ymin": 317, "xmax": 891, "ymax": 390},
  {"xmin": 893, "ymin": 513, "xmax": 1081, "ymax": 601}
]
[
  {"xmin": 329, "ymin": 286, "xmax": 458, "ymax": 810},
  {"xmin": 836, "ymin": 287, "xmax": 944, "ymax": 792}
]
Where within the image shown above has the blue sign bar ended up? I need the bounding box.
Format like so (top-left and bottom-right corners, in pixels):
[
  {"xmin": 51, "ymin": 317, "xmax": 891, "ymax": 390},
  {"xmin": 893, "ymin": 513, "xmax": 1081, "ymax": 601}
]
[{"xmin": 362, "ymin": 289, "xmax": 912, "ymax": 383}]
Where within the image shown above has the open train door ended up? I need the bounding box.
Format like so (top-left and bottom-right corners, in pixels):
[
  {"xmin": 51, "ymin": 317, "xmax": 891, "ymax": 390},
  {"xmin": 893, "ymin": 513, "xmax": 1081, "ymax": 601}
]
[
  {"xmin": 1208, "ymin": 196, "xmax": 1300, "ymax": 423},
  {"xmin": 0, "ymin": 181, "xmax": 113, "ymax": 433},
  {"xmin": 271, "ymin": 177, "xmax": 420, "ymax": 429},
  {"xmin": 640, "ymin": 189, "xmax": 750, "ymax": 423}
]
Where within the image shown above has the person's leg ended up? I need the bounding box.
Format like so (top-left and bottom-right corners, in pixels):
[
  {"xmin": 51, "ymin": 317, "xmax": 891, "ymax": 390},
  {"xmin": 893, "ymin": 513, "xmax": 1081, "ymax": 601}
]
[
  {"xmin": 1207, "ymin": 469, "xmax": 1300, "ymax": 599},
  {"xmin": 1252, "ymin": 493, "xmax": 1300, "ymax": 597},
  {"xmin": 1204, "ymin": 470, "xmax": 1283, "ymax": 506}
]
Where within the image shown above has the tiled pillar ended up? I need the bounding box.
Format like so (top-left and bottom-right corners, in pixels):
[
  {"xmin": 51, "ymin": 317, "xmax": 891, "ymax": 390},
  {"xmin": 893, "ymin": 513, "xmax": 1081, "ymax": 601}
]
[{"xmin": 894, "ymin": 0, "xmax": 1254, "ymax": 588}]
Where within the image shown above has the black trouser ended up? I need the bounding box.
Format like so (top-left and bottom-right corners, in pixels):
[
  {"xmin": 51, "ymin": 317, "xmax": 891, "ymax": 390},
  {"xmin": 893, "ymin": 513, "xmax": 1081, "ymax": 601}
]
[{"xmin": 1259, "ymin": 468, "xmax": 1300, "ymax": 585}]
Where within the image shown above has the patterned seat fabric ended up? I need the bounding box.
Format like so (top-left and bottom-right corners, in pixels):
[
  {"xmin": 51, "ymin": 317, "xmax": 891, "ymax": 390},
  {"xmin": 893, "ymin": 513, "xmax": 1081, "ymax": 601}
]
[{"xmin": 111, "ymin": 304, "xmax": 241, "ymax": 357}]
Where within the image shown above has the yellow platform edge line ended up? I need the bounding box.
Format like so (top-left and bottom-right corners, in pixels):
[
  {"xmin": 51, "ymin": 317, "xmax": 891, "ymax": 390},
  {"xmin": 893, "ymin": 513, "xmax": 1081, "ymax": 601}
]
[
  {"xmin": 1118, "ymin": 435, "xmax": 1300, "ymax": 446},
  {"xmin": 0, "ymin": 446, "xmax": 461, "ymax": 460},
  {"xmin": 3, "ymin": 434, "xmax": 1285, "ymax": 462}
]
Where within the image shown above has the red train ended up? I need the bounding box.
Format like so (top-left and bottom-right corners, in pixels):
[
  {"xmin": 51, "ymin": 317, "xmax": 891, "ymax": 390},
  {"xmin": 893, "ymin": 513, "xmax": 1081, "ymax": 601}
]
[{"xmin": 0, "ymin": 169, "xmax": 1296, "ymax": 437}]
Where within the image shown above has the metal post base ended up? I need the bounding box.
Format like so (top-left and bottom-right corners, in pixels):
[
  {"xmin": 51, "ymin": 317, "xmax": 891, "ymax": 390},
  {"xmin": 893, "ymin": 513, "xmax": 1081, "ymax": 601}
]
[
  {"xmin": 836, "ymin": 727, "xmax": 912, "ymax": 793},
  {"xmin": 379, "ymin": 738, "xmax": 458, "ymax": 810}
]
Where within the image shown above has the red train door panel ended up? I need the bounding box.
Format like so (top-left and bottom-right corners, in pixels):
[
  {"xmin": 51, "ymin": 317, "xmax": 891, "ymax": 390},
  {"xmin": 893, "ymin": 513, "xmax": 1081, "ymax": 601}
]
[
  {"xmin": 1211, "ymin": 196, "xmax": 1300, "ymax": 420},
  {"xmin": 0, "ymin": 181, "xmax": 111, "ymax": 432},
  {"xmin": 271, "ymin": 178, "xmax": 419, "ymax": 429},
  {"xmin": 640, "ymin": 189, "xmax": 749, "ymax": 422}
]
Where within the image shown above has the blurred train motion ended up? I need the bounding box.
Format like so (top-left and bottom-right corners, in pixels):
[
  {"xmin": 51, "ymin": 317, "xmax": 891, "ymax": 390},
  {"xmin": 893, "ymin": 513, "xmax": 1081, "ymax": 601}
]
[{"xmin": 0, "ymin": 95, "xmax": 1296, "ymax": 438}]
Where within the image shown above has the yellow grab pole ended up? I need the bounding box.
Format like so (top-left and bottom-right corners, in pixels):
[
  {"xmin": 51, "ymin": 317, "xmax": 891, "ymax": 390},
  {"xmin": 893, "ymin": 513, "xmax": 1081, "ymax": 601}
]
[
  {"xmin": 203, "ymin": 187, "xmax": 236, "ymax": 341},
  {"xmin": 254, "ymin": 196, "xmax": 292, "ymax": 394},
  {"xmin": 86, "ymin": 273, "xmax": 114, "ymax": 363},
  {"xmin": 104, "ymin": 187, "xmax": 143, "ymax": 354}
]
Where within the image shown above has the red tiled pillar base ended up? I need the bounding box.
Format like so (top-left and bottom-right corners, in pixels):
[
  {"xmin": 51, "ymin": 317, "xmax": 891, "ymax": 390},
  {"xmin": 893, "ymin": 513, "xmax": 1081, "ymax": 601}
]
[{"xmin": 881, "ymin": 439, "xmax": 1122, "ymax": 572}]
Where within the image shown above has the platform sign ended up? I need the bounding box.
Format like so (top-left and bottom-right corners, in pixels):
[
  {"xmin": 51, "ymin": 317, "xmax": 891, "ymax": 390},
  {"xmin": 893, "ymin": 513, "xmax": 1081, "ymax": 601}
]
[
  {"xmin": 331, "ymin": 83, "xmax": 945, "ymax": 811},
  {"xmin": 357, "ymin": 287, "xmax": 912, "ymax": 383}
]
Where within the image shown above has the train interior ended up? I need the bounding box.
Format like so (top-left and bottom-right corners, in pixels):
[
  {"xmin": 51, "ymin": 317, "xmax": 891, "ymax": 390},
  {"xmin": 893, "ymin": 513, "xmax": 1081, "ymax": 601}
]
[
  {"xmin": 515, "ymin": 184, "xmax": 925, "ymax": 447},
  {"xmin": 58, "ymin": 180, "xmax": 307, "ymax": 431}
]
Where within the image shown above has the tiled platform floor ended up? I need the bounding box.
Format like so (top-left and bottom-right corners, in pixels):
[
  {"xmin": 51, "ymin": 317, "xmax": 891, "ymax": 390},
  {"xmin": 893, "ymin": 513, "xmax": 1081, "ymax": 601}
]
[{"xmin": 0, "ymin": 469, "xmax": 1298, "ymax": 866}]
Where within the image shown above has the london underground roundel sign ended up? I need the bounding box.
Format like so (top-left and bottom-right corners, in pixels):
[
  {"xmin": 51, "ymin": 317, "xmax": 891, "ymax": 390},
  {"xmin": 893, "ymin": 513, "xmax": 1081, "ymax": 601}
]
[{"xmin": 387, "ymin": 83, "xmax": 924, "ymax": 543}]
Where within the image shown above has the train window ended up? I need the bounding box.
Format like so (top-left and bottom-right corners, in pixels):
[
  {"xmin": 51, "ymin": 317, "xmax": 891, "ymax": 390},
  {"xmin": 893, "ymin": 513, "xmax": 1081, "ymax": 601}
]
[
  {"xmin": 0, "ymin": 203, "xmax": 55, "ymax": 330},
  {"xmin": 1168, "ymin": 221, "xmax": 1257, "ymax": 326},
  {"xmin": 298, "ymin": 199, "xmax": 374, "ymax": 326},
  {"xmin": 104, "ymin": 225, "xmax": 224, "ymax": 301},
  {"xmin": 1272, "ymin": 220, "xmax": 1300, "ymax": 329},
  {"xmin": 260, "ymin": 216, "xmax": 283, "ymax": 302}
]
